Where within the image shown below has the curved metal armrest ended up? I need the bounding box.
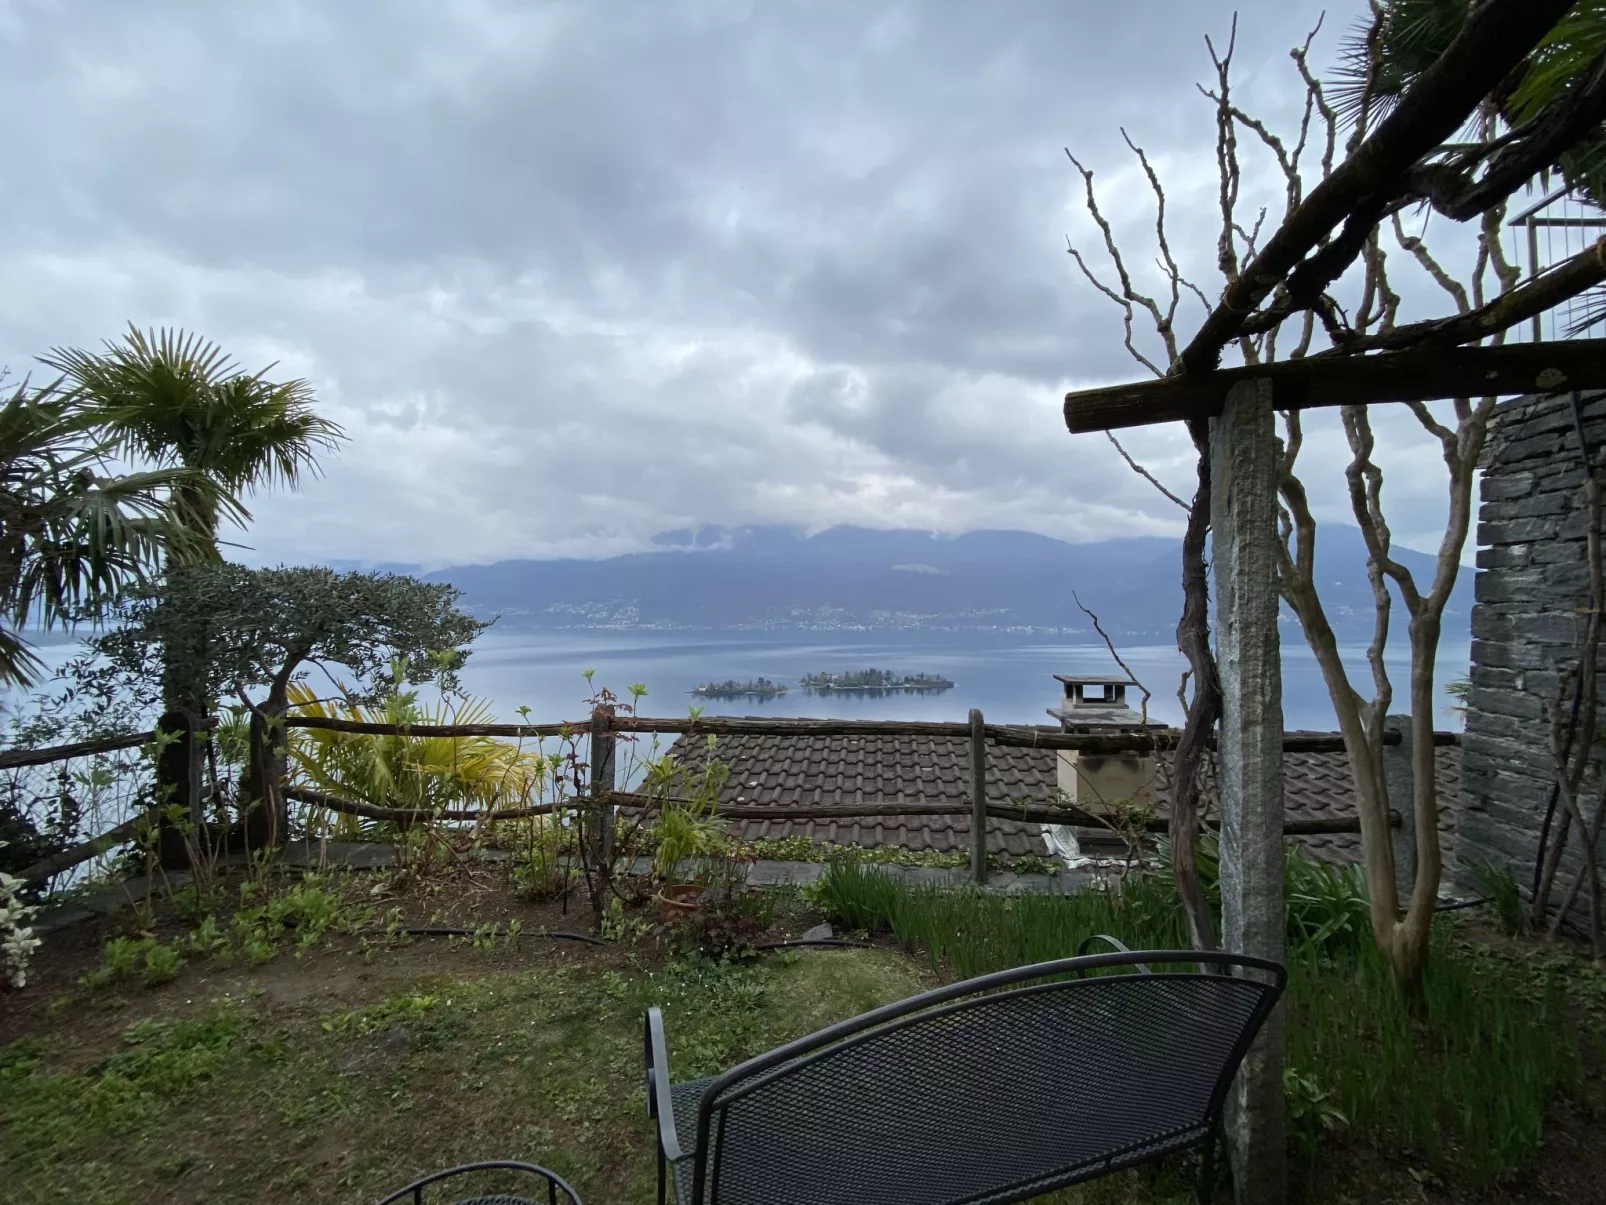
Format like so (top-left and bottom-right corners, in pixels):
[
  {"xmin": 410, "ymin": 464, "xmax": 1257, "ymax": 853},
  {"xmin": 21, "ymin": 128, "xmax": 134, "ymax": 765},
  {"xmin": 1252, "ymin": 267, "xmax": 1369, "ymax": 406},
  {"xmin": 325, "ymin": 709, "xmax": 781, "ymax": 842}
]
[
  {"xmin": 643, "ymin": 1007, "xmax": 685, "ymax": 1162},
  {"xmin": 373, "ymin": 1160, "xmax": 581, "ymax": 1205},
  {"xmin": 1075, "ymin": 934, "xmax": 1152, "ymax": 974}
]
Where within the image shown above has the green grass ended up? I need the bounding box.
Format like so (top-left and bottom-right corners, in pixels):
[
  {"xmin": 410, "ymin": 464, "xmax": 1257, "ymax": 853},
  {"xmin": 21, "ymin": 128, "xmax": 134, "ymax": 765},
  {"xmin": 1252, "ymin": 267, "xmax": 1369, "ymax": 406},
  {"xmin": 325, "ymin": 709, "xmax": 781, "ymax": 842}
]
[
  {"xmin": 0, "ymin": 948, "xmax": 929, "ymax": 1205},
  {"xmin": 812, "ymin": 858, "xmax": 1593, "ymax": 1194}
]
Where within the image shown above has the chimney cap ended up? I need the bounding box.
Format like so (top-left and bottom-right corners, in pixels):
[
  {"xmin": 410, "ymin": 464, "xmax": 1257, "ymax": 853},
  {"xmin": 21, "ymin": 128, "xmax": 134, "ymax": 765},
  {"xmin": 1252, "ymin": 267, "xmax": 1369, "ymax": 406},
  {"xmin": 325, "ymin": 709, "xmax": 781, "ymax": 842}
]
[{"xmin": 1053, "ymin": 674, "xmax": 1139, "ymax": 687}]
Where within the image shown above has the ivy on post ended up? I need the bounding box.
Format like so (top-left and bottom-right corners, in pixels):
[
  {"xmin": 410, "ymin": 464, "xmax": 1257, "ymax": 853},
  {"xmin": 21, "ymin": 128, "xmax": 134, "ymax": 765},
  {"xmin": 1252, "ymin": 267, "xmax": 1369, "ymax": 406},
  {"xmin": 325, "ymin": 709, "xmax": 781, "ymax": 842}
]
[
  {"xmin": 241, "ymin": 709, "xmax": 290, "ymax": 851},
  {"xmin": 154, "ymin": 709, "xmax": 204, "ymax": 870},
  {"xmin": 590, "ymin": 705, "xmax": 617, "ymax": 867},
  {"xmin": 1210, "ymin": 376, "xmax": 1286, "ymax": 1202}
]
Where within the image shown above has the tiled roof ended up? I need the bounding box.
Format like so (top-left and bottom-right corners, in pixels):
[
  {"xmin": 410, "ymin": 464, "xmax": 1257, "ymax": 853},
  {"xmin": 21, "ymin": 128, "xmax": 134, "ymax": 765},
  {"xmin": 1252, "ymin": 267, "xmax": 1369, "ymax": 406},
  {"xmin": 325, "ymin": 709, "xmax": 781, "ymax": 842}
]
[{"xmin": 666, "ymin": 728, "xmax": 1460, "ymax": 866}]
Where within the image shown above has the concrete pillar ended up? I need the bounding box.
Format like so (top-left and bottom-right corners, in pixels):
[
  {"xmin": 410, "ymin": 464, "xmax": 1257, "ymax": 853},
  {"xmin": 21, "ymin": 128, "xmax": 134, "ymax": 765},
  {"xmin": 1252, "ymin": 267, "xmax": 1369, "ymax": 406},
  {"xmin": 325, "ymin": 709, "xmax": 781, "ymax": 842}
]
[
  {"xmin": 1383, "ymin": 714, "xmax": 1416, "ymax": 906},
  {"xmin": 1210, "ymin": 377, "xmax": 1286, "ymax": 1203}
]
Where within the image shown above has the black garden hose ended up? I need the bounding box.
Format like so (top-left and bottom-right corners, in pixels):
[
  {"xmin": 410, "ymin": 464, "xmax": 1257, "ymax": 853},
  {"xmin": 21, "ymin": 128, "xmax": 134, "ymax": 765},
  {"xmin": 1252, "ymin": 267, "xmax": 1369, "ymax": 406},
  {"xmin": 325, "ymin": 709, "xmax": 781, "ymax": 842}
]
[{"xmin": 401, "ymin": 925, "xmax": 608, "ymax": 946}]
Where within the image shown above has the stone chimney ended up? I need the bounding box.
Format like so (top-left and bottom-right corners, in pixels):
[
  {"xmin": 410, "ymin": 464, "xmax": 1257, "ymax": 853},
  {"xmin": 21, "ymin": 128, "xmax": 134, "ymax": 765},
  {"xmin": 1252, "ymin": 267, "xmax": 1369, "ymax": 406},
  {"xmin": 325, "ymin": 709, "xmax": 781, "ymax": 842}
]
[{"xmin": 1048, "ymin": 675, "xmax": 1159, "ymax": 817}]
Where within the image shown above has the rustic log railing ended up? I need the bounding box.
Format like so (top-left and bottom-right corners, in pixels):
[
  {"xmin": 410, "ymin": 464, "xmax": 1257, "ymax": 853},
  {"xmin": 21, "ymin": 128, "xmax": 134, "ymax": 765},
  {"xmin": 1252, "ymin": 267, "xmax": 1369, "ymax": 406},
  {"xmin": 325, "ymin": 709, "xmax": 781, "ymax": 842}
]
[
  {"xmin": 10, "ymin": 707, "xmax": 1460, "ymax": 888},
  {"xmin": 287, "ymin": 785, "xmax": 1400, "ymax": 837},
  {"xmin": 0, "ymin": 729, "xmax": 159, "ymax": 770}
]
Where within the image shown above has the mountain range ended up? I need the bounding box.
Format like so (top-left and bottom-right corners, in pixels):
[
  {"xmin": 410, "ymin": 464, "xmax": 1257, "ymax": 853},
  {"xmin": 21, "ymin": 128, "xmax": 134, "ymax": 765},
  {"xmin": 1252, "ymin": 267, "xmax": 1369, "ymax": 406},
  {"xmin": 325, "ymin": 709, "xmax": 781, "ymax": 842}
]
[{"xmin": 342, "ymin": 524, "xmax": 1472, "ymax": 642}]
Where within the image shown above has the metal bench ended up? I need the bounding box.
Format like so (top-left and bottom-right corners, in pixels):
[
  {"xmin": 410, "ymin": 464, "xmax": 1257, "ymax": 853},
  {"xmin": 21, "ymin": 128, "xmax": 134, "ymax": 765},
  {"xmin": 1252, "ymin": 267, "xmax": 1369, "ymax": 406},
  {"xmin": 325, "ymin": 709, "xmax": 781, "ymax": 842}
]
[{"xmin": 643, "ymin": 941, "xmax": 1284, "ymax": 1205}]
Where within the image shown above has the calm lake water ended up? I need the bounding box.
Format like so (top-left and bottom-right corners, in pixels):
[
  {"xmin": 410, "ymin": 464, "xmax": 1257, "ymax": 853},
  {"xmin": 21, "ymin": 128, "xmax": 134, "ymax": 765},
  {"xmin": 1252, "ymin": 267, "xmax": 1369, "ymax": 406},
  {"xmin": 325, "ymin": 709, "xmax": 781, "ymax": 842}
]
[
  {"xmin": 8, "ymin": 626, "xmax": 1469, "ymax": 732},
  {"xmin": 430, "ymin": 627, "xmax": 1469, "ymax": 732}
]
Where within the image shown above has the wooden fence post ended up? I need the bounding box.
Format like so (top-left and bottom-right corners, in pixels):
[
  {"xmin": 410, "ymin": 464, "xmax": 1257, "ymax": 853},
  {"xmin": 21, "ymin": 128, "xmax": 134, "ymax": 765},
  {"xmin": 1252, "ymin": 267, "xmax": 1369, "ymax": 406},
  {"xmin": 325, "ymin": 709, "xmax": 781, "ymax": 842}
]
[
  {"xmin": 1210, "ymin": 376, "xmax": 1286, "ymax": 1204},
  {"xmin": 969, "ymin": 708, "xmax": 988, "ymax": 886},
  {"xmin": 155, "ymin": 710, "xmax": 203, "ymax": 870},
  {"xmin": 591, "ymin": 706, "xmax": 617, "ymax": 866}
]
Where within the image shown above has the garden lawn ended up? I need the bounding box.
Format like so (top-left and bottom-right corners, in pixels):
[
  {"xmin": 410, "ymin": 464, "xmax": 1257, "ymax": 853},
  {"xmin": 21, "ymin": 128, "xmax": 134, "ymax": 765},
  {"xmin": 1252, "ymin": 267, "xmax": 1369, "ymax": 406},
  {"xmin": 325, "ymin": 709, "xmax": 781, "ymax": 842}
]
[{"xmin": 1, "ymin": 947, "xmax": 930, "ymax": 1205}]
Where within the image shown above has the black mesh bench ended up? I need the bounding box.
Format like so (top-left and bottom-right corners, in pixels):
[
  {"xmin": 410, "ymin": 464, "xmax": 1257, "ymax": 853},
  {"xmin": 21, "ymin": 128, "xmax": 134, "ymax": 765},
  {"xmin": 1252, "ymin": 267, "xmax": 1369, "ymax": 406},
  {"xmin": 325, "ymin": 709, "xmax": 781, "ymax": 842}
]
[{"xmin": 643, "ymin": 942, "xmax": 1284, "ymax": 1205}]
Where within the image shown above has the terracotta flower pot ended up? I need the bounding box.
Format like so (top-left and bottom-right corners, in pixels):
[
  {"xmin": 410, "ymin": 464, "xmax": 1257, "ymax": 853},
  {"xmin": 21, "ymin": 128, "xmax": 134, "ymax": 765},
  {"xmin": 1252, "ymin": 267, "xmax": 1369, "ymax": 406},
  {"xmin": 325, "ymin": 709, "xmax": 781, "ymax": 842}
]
[{"xmin": 658, "ymin": 882, "xmax": 703, "ymax": 924}]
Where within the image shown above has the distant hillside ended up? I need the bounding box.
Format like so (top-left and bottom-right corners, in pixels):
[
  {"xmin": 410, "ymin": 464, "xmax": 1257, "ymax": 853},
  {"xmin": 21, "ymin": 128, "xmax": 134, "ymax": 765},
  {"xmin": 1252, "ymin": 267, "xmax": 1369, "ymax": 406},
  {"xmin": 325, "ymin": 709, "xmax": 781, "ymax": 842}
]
[{"xmin": 413, "ymin": 524, "xmax": 1473, "ymax": 642}]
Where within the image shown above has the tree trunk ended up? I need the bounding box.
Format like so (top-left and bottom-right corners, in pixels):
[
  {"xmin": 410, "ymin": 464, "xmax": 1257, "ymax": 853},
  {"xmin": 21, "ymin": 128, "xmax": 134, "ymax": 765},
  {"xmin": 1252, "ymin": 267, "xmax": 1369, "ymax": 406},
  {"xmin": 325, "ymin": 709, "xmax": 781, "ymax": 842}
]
[
  {"xmin": 1172, "ymin": 429, "xmax": 1220, "ymax": 951},
  {"xmin": 1389, "ymin": 611, "xmax": 1445, "ymax": 991},
  {"xmin": 1281, "ymin": 574, "xmax": 1398, "ymax": 945},
  {"xmin": 242, "ymin": 681, "xmax": 292, "ymax": 851}
]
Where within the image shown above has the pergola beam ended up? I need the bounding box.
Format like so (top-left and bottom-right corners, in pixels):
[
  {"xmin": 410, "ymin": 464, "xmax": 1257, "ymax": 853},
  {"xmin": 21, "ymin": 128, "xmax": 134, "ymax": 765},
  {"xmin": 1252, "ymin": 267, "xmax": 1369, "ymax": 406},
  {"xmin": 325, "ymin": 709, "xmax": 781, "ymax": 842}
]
[{"xmin": 1064, "ymin": 338, "xmax": 1606, "ymax": 434}]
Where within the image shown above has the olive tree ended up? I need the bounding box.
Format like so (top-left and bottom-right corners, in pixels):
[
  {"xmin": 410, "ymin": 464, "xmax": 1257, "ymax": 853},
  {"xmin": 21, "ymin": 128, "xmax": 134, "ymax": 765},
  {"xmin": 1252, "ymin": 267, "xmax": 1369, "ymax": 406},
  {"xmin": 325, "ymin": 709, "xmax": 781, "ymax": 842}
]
[{"xmin": 82, "ymin": 563, "xmax": 488, "ymax": 841}]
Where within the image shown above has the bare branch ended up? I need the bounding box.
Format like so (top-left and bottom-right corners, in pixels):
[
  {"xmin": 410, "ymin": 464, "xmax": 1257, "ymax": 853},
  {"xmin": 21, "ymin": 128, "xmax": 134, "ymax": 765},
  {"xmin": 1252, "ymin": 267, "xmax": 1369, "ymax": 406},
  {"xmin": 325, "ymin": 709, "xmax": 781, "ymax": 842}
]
[
  {"xmin": 1064, "ymin": 147, "xmax": 1175, "ymax": 376},
  {"xmin": 1073, "ymin": 591, "xmax": 1153, "ymax": 728},
  {"xmin": 1203, "ymin": 17, "xmax": 1243, "ymax": 287},
  {"xmin": 1391, "ymin": 211, "xmax": 1472, "ymax": 314},
  {"xmin": 1341, "ymin": 406, "xmax": 1424, "ymax": 614},
  {"xmin": 1121, "ymin": 128, "xmax": 1184, "ymax": 350},
  {"xmin": 1405, "ymin": 399, "xmax": 1457, "ymax": 445},
  {"xmin": 1106, "ymin": 432, "xmax": 1189, "ymax": 511},
  {"xmin": 1066, "ymin": 239, "xmax": 1166, "ymax": 378},
  {"xmin": 1285, "ymin": 14, "xmax": 1326, "ymax": 187}
]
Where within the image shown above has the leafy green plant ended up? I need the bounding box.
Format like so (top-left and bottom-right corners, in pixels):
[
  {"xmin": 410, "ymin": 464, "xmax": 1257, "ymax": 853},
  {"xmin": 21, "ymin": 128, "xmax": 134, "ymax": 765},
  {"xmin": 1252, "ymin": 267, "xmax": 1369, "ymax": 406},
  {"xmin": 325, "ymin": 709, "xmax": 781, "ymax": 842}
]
[
  {"xmin": 142, "ymin": 943, "xmax": 184, "ymax": 986},
  {"xmin": 1164, "ymin": 833, "xmax": 1372, "ymax": 959},
  {"xmin": 1284, "ymin": 1065, "xmax": 1348, "ymax": 1165},
  {"xmin": 1281, "ymin": 847, "xmax": 1371, "ymax": 956},
  {"xmin": 642, "ymin": 745, "xmax": 728, "ymax": 884},
  {"xmin": 598, "ymin": 897, "xmax": 651, "ymax": 944},
  {"xmin": 677, "ymin": 852, "xmax": 771, "ymax": 961},
  {"xmin": 82, "ymin": 935, "xmax": 152, "ymax": 988},
  {"xmin": 1468, "ymin": 860, "xmax": 1528, "ymax": 938},
  {"xmin": 220, "ymin": 875, "xmax": 362, "ymax": 960},
  {"xmin": 182, "ymin": 914, "xmax": 228, "ymax": 959},
  {"xmin": 512, "ymin": 819, "xmax": 575, "ymax": 900},
  {"xmin": 0, "ymin": 843, "xmax": 40, "ymax": 988}
]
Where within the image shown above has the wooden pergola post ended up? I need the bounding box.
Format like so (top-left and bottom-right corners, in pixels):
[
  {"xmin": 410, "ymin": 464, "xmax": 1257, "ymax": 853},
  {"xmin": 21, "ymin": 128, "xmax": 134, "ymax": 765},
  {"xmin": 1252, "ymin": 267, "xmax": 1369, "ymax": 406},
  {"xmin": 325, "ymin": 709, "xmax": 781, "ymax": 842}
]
[{"xmin": 1209, "ymin": 377, "xmax": 1286, "ymax": 1201}]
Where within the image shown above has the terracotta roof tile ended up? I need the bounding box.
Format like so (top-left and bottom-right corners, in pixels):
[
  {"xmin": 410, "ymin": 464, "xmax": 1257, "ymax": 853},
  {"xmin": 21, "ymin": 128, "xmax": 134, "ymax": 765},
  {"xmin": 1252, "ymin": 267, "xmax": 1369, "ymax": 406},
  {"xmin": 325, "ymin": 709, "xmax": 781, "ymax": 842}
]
[{"xmin": 667, "ymin": 730, "xmax": 1461, "ymax": 866}]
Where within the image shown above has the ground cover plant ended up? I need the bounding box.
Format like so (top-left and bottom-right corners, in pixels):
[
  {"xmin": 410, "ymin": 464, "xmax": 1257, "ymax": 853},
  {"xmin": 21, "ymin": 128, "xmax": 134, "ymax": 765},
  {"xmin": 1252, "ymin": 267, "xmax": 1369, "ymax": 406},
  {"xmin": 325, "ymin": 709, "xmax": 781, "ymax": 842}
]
[{"xmin": 3, "ymin": 850, "xmax": 1603, "ymax": 1205}]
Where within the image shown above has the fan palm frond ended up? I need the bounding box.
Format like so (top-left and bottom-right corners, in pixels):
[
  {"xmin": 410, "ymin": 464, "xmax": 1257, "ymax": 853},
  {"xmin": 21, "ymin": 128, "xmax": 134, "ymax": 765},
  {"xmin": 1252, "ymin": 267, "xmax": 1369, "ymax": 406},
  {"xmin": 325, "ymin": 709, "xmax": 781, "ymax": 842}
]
[
  {"xmin": 286, "ymin": 680, "xmax": 545, "ymax": 820},
  {"xmin": 40, "ymin": 324, "xmax": 345, "ymax": 543},
  {"xmin": 1330, "ymin": 0, "xmax": 1468, "ymax": 128},
  {"xmin": 0, "ymin": 378, "xmax": 214, "ymax": 687}
]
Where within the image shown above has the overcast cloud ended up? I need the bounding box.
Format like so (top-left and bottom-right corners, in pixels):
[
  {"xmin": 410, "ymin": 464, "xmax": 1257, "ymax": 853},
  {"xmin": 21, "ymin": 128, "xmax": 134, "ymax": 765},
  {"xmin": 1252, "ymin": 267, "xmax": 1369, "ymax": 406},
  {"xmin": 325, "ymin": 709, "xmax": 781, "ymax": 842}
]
[{"xmin": 0, "ymin": 0, "xmax": 1519, "ymax": 567}]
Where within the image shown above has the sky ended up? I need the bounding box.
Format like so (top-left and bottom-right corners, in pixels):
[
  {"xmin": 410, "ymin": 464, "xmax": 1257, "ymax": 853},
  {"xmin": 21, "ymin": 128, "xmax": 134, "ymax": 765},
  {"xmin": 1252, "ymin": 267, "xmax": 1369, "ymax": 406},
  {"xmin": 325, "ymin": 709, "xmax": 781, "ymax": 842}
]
[{"xmin": 0, "ymin": 0, "xmax": 1548, "ymax": 569}]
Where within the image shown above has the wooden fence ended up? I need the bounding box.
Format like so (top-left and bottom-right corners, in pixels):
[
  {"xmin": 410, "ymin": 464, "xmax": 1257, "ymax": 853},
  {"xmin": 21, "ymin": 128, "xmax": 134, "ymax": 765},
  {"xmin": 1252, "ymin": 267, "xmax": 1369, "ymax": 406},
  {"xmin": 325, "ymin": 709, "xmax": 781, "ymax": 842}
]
[{"xmin": 9, "ymin": 707, "xmax": 1459, "ymax": 887}]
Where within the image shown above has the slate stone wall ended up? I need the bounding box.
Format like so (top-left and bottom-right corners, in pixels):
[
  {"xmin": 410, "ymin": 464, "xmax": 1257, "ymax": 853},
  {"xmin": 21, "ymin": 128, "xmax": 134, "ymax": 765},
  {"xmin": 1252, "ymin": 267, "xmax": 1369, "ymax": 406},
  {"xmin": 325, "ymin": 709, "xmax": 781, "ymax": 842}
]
[{"xmin": 1462, "ymin": 390, "xmax": 1606, "ymax": 914}]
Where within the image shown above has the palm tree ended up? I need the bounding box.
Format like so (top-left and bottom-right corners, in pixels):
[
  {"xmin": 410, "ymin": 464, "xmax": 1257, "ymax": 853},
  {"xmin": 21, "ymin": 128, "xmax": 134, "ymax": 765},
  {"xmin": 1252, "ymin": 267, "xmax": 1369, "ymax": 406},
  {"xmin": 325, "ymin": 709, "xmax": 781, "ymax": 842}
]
[
  {"xmin": 41, "ymin": 326, "xmax": 346, "ymax": 550},
  {"xmin": 286, "ymin": 676, "xmax": 548, "ymax": 840},
  {"xmin": 0, "ymin": 376, "xmax": 212, "ymax": 687},
  {"xmin": 1330, "ymin": 2, "xmax": 1606, "ymax": 332},
  {"xmin": 40, "ymin": 326, "xmax": 346, "ymax": 714},
  {"xmin": 1332, "ymin": 1, "xmax": 1606, "ymax": 199}
]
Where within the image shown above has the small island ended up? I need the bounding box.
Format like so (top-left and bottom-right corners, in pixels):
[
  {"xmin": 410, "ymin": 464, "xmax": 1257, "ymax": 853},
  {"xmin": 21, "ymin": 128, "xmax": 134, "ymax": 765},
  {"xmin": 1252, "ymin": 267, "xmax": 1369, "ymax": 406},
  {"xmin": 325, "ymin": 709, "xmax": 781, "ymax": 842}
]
[
  {"xmin": 691, "ymin": 677, "xmax": 789, "ymax": 699},
  {"xmin": 799, "ymin": 669, "xmax": 955, "ymax": 693}
]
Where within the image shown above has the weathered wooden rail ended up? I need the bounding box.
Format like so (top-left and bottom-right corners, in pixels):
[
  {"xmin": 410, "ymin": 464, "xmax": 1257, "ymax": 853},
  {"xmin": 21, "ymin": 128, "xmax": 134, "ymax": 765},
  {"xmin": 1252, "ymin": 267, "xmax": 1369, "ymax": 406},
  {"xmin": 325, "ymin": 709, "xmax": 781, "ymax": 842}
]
[{"xmin": 8, "ymin": 707, "xmax": 1458, "ymax": 888}]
